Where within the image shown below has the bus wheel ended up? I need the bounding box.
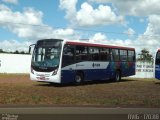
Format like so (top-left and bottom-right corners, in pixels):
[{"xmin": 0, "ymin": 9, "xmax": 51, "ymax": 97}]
[
  {"xmin": 115, "ymin": 71, "xmax": 121, "ymax": 82},
  {"xmin": 75, "ymin": 72, "xmax": 83, "ymax": 84}
]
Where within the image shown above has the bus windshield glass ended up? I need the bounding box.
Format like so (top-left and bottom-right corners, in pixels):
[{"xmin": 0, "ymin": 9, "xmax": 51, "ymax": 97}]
[{"xmin": 31, "ymin": 40, "xmax": 62, "ymax": 71}]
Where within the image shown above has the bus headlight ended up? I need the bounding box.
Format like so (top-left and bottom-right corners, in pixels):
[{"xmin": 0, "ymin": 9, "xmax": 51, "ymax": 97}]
[
  {"xmin": 31, "ymin": 67, "xmax": 34, "ymax": 74},
  {"xmin": 52, "ymin": 69, "xmax": 58, "ymax": 75}
]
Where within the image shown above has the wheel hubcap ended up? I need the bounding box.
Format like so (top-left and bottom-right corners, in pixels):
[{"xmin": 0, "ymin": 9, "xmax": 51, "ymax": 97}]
[
  {"xmin": 116, "ymin": 73, "xmax": 119, "ymax": 81},
  {"xmin": 76, "ymin": 75, "xmax": 81, "ymax": 83}
]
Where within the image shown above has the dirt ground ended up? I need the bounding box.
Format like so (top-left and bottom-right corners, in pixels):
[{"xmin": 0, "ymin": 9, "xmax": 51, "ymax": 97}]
[{"xmin": 0, "ymin": 74, "xmax": 160, "ymax": 107}]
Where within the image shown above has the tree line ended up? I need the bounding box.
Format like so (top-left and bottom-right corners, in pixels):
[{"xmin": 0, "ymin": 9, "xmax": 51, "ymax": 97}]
[
  {"xmin": 0, "ymin": 49, "xmax": 29, "ymax": 54},
  {"xmin": 137, "ymin": 48, "xmax": 154, "ymax": 63}
]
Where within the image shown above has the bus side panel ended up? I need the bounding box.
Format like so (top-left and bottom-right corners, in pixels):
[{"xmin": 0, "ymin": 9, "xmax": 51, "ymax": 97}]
[
  {"xmin": 61, "ymin": 62, "xmax": 111, "ymax": 82},
  {"xmin": 106, "ymin": 62, "xmax": 119, "ymax": 79},
  {"xmin": 75, "ymin": 62, "xmax": 110, "ymax": 81},
  {"xmin": 155, "ymin": 65, "xmax": 160, "ymax": 80},
  {"xmin": 60, "ymin": 61, "xmax": 136, "ymax": 83},
  {"xmin": 83, "ymin": 69, "xmax": 111, "ymax": 81},
  {"xmin": 109, "ymin": 61, "xmax": 135, "ymax": 78},
  {"xmin": 61, "ymin": 70, "xmax": 76, "ymax": 83},
  {"xmin": 120, "ymin": 62, "xmax": 135, "ymax": 77}
]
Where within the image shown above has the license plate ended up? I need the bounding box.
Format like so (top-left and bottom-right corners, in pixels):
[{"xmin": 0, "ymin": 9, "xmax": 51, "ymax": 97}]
[
  {"xmin": 37, "ymin": 76, "xmax": 46, "ymax": 80},
  {"xmin": 39, "ymin": 77, "xmax": 46, "ymax": 80}
]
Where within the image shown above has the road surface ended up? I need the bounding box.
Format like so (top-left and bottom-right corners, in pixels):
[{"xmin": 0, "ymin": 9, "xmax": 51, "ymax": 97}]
[{"xmin": 0, "ymin": 106, "xmax": 159, "ymax": 120}]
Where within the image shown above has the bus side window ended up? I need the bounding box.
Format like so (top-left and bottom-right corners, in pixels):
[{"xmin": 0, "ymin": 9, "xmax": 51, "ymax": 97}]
[
  {"xmin": 99, "ymin": 48, "xmax": 110, "ymax": 61},
  {"xmin": 62, "ymin": 45, "xmax": 75, "ymax": 67},
  {"xmin": 128, "ymin": 50, "xmax": 135, "ymax": 62},
  {"xmin": 76, "ymin": 46, "xmax": 88, "ymax": 62},
  {"xmin": 120, "ymin": 50, "xmax": 127, "ymax": 61},
  {"xmin": 89, "ymin": 47, "xmax": 100, "ymax": 61},
  {"xmin": 111, "ymin": 49, "xmax": 119, "ymax": 61}
]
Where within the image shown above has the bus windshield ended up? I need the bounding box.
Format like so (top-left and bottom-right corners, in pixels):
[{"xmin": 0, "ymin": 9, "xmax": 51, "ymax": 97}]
[{"xmin": 31, "ymin": 40, "xmax": 62, "ymax": 71}]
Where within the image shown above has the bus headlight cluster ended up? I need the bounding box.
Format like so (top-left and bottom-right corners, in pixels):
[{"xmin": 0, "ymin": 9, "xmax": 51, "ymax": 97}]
[{"xmin": 52, "ymin": 69, "xmax": 58, "ymax": 75}]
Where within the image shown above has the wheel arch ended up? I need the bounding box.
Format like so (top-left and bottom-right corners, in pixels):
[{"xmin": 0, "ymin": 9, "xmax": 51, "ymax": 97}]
[{"xmin": 75, "ymin": 70, "xmax": 85, "ymax": 80}]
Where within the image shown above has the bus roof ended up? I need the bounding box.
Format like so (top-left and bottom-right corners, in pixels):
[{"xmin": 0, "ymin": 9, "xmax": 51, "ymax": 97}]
[
  {"xmin": 66, "ymin": 41, "xmax": 135, "ymax": 51},
  {"xmin": 35, "ymin": 39, "xmax": 135, "ymax": 51}
]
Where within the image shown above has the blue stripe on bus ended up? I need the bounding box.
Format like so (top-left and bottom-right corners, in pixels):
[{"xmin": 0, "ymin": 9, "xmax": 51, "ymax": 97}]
[
  {"xmin": 61, "ymin": 62, "xmax": 135, "ymax": 84},
  {"xmin": 155, "ymin": 71, "xmax": 160, "ymax": 80},
  {"xmin": 61, "ymin": 69, "xmax": 112, "ymax": 83},
  {"xmin": 155, "ymin": 65, "xmax": 160, "ymax": 80}
]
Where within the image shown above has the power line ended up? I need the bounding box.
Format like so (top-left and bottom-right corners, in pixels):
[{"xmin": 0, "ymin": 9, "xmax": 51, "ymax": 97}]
[
  {"xmin": 0, "ymin": 21, "xmax": 49, "ymax": 27},
  {"xmin": 0, "ymin": 21, "xmax": 135, "ymax": 35},
  {"xmin": 0, "ymin": 20, "xmax": 160, "ymax": 38}
]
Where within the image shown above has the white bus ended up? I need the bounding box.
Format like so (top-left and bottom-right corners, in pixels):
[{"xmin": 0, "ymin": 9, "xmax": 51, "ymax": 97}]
[{"xmin": 29, "ymin": 39, "xmax": 135, "ymax": 84}]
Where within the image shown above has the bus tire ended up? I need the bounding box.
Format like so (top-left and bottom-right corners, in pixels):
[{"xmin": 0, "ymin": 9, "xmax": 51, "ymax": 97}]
[
  {"xmin": 75, "ymin": 72, "xmax": 83, "ymax": 84},
  {"xmin": 115, "ymin": 70, "xmax": 121, "ymax": 82}
]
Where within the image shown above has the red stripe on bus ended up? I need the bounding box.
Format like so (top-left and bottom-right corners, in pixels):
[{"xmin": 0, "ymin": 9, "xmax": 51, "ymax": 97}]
[{"xmin": 66, "ymin": 41, "xmax": 135, "ymax": 51}]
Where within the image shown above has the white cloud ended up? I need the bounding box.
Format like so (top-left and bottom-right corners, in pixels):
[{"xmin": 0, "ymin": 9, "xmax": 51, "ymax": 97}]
[
  {"xmin": 124, "ymin": 28, "xmax": 135, "ymax": 36},
  {"xmin": 59, "ymin": 1, "xmax": 124, "ymax": 27},
  {"xmin": 0, "ymin": 4, "xmax": 80, "ymax": 51},
  {"xmin": 0, "ymin": 40, "xmax": 32, "ymax": 52},
  {"xmin": 59, "ymin": 0, "xmax": 78, "ymax": 25},
  {"xmin": 89, "ymin": 0, "xmax": 160, "ymax": 16},
  {"xmin": 0, "ymin": 4, "xmax": 77, "ymax": 40},
  {"xmin": 2, "ymin": 0, "xmax": 18, "ymax": 4},
  {"xmin": 0, "ymin": 4, "xmax": 11, "ymax": 11},
  {"xmin": 88, "ymin": 30, "xmax": 159, "ymax": 56},
  {"xmin": 0, "ymin": 7, "xmax": 43, "ymax": 25},
  {"xmin": 89, "ymin": 32, "xmax": 107, "ymax": 42},
  {"xmin": 144, "ymin": 15, "xmax": 160, "ymax": 36},
  {"xmin": 53, "ymin": 28, "xmax": 75, "ymax": 37},
  {"xmin": 76, "ymin": 2, "xmax": 124, "ymax": 26},
  {"xmin": 0, "ymin": 5, "xmax": 43, "ymax": 36},
  {"xmin": 136, "ymin": 14, "xmax": 160, "ymax": 54},
  {"xmin": 90, "ymin": 32, "xmax": 133, "ymax": 47}
]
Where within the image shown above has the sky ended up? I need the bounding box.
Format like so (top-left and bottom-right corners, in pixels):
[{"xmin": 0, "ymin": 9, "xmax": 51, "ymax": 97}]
[{"xmin": 0, "ymin": 0, "xmax": 160, "ymax": 55}]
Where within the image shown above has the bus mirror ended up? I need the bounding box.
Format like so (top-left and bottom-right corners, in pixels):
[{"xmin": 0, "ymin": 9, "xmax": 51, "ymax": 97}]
[
  {"xmin": 29, "ymin": 44, "xmax": 35, "ymax": 54},
  {"xmin": 29, "ymin": 47, "xmax": 31, "ymax": 54}
]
